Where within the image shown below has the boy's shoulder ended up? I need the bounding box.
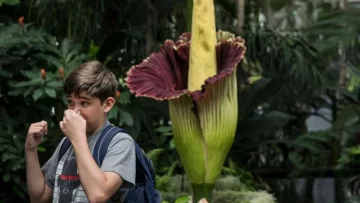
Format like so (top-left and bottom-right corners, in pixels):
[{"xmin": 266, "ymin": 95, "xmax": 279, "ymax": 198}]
[
  {"xmin": 112, "ymin": 129, "xmax": 135, "ymax": 143},
  {"xmin": 99, "ymin": 125, "xmax": 135, "ymax": 145}
]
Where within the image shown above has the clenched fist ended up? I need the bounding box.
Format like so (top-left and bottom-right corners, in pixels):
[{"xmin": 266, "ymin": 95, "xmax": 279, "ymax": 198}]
[
  {"xmin": 59, "ymin": 110, "xmax": 86, "ymax": 144},
  {"xmin": 25, "ymin": 121, "xmax": 48, "ymax": 151}
]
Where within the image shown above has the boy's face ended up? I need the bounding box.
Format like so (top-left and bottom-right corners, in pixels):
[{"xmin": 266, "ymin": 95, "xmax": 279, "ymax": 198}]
[{"xmin": 66, "ymin": 92, "xmax": 114, "ymax": 135}]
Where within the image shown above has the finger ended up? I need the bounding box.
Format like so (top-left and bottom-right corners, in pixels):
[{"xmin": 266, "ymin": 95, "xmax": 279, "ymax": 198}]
[
  {"xmin": 31, "ymin": 130, "xmax": 44, "ymax": 138},
  {"xmin": 32, "ymin": 123, "xmax": 45, "ymax": 128},
  {"xmin": 32, "ymin": 120, "xmax": 47, "ymax": 126},
  {"xmin": 34, "ymin": 133, "xmax": 43, "ymax": 138},
  {"xmin": 76, "ymin": 111, "xmax": 85, "ymax": 119},
  {"xmin": 40, "ymin": 127, "xmax": 46, "ymax": 136},
  {"xmin": 68, "ymin": 109, "xmax": 75, "ymax": 115},
  {"xmin": 64, "ymin": 110, "xmax": 68, "ymax": 119},
  {"xmin": 62, "ymin": 116, "xmax": 67, "ymax": 125},
  {"xmin": 43, "ymin": 123, "xmax": 48, "ymax": 135},
  {"xmin": 29, "ymin": 127, "xmax": 44, "ymax": 135},
  {"xmin": 68, "ymin": 109, "xmax": 76, "ymax": 116}
]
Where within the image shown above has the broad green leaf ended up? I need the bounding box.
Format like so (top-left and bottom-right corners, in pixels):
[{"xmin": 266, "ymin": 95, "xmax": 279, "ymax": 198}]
[
  {"xmin": 0, "ymin": 0, "xmax": 19, "ymax": 6},
  {"xmin": 120, "ymin": 109, "xmax": 134, "ymax": 126},
  {"xmin": 119, "ymin": 91, "xmax": 131, "ymax": 104},
  {"xmin": 45, "ymin": 88, "xmax": 57, "ymax": 98},
  {"xmin": 24, "ymin": 86, "xmax": 36, "ymax": 97},
  {"xmin": 11, "ymin": 78, "xmax": 42, "ymax": 88},
  {"xmin": 175, "ymin": 196, "xmax": 190, "ymax": 203},
  {"xmin": 32, "ymin": 89, "xmax": 43, "ymax": 101},
  {"xmin": 47, "ymin": 81, "xmax": 63, "ymax": 88}
]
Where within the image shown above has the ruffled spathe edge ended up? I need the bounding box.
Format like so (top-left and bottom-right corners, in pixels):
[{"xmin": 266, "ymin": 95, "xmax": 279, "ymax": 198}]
[{"xmin": 125, "ymin": 32, "xmax": 246, "ymax": 101}]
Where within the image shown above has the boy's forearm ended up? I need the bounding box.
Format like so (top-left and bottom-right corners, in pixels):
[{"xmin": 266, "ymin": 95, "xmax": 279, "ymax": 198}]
[
  {"xmin": 25, "ymin": 149, "xmax": 47, "ymax": 201},
  {"xmin": 72, "ymin": 139, "xmax": 111, "ymax": 202}
]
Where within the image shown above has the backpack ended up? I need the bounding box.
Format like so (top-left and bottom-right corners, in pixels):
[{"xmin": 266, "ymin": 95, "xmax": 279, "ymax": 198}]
[{"xmin": 58, "ymin": 124, "xmax": 161, "ymax": 203}]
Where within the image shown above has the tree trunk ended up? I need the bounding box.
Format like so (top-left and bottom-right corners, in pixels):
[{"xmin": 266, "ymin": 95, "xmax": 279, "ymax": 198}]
[
  {"xmin": 145, "ymin": 0, "xmax": 157, "ymax": 56},
  {"xmin": 235, "ymin": 0, "xmax": 245, "ymax": 34},
  {"xmin": 334, "ymin": 0, "xmax": 347, "ymax": 202}
]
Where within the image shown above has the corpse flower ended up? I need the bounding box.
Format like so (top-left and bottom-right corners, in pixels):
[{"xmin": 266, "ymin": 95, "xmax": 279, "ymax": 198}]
[{"xmin": 126, "ymin": 0, "xmax": 246, "ymax": 201}]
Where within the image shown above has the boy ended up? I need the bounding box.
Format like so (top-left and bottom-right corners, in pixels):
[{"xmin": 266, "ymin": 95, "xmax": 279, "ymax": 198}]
[{"xmin": 25, "ymin": 61, "xmax": 136, "ymax": 203}]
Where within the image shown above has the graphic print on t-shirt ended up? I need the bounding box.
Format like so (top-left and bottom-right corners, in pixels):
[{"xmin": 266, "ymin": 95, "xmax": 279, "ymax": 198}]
[{"xmin": 57, "ymin": 156, "xmax": 81, "ymax": 202}]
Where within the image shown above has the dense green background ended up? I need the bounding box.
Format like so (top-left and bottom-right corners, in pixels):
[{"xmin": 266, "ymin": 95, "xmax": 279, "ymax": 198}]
[{"xmin": 1, "ymin": 0, "xmax": 360, "ymax": 202}]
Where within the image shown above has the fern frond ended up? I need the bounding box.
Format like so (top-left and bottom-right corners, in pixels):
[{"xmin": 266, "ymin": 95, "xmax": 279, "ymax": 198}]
[{"xmin": 146, "ymin": 148, "xmax": 165, "ymax": 168}]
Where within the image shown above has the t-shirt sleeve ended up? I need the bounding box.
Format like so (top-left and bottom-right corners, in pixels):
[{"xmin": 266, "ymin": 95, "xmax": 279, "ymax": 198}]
[
  {"xmin": 100, "ymin": 133, "xmax": 136, "ymax": 189},
  {"xmin": 41, "ymin": 137, "xmax": 66, "ymax": 189}
]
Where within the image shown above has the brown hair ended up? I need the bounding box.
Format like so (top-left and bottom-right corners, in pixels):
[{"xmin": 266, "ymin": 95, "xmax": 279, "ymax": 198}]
[{"xmin": 64, "ymin": 60, "xmax": 118, "ymax": 103}]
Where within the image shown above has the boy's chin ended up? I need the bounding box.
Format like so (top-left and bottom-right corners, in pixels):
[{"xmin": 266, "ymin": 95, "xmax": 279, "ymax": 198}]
[{"xmin": 85, "ymin": 127, "xmax": 95, "ymax": 135}]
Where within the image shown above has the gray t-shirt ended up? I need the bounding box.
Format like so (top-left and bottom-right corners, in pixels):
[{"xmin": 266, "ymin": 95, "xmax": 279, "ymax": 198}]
[{"xmin": 41, "ymin": 122, "xmax": 136, "ymax": 203}]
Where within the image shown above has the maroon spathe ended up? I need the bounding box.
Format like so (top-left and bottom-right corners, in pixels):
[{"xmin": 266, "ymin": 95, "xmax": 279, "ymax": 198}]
[{"xmin": 126, "ymin": 32, "xmax": 246, "ymax": 102}]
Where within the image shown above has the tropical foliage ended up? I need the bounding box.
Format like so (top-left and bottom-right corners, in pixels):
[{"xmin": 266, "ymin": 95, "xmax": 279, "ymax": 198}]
[{"xmin": 1, "ymin": 0, "xmax": 360, "ymax": 202}]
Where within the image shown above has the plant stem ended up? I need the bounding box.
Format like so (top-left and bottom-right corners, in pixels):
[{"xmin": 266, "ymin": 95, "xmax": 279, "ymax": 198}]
[
  {"xmin": 186, "ymin": 0, "xmax": 193, "ymax": 32},
  {"xmin": 191, "ymin": 183, "xmax": 214, "ymax": 203}
]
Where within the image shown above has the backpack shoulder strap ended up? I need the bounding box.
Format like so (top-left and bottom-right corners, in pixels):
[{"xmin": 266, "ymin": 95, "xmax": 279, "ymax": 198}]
[
  {"xmin": 93, "ymin": 124, "xmax": 126, "ymax": 166},
  {"xmin": 58, "ymin": 138, "xmax": 71, "ymax": 163}
]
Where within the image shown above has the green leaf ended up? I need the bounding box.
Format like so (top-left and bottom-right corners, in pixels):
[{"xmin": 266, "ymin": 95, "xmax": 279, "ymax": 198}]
[
  {"xmin": 32, "ymin": 88, "xmax": 43, "ymax": 101},
  {"xmin": 155, "ymin": 126, "xmax": 172, "ymax": 133},
  {"xmin": 46, "ymin": 81, "xmax": 63, "ymax": 89},
  {"xmin": 45, "ymin": 88, "xmax": 57, "ymax": 98},
  {"xmin": 175, "ymin": 196, "xmax": 190, "ymax": 203},
  {"xmin": 119, "ymin": 91, "xmax": 131, "ymax": 104},
  {"xmin": 146, "ymin": 148, "xmax": 164, "ymax": 163},
  {"xmin": 108, "ymin": 105, "xmax": 119, "ymax": 120},
  {"xmin": 7, "ymin": 146, "xmax": 18, "ymax": 154},
  {"xmin": 161, "ymin": 132, "xmax": 173, "ymax": 136},
  {"xmin": 24, "ymin": 86, "xmax": 36, "ymax": 97},
  {"xmin": 169, "ymin": 138, "xmax": 175, "ymax": 149},
  {"xmin": 120, "ymin": 109, "xmax": 134, "ymax": 126},
  {"xmin": 3, "ymin": 173, "xmax": 10, "ymax": 182},
  {"xmin": 7, "ymin": 88, "xmax": 24, "ymax": 96},
  {"xmin": 11, "ymin": 78, "xmax": 42, "ymax": 88},
  {"xmin": 37, "ymin": 146, "xmax": 46, "ymax": 152},
  {"xmin": 0, "ymin": 0, "xmax": 20, "ymax": 6}
]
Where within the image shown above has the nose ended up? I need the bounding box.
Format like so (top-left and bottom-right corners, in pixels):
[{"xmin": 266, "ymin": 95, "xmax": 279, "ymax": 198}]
[
  {"xmin": 74, "ymin": 108, "xmax": 81, "ymax": 114},
  {"xmin": 69, "ymin": 105, "xmax": 81, "ymax": 113}
]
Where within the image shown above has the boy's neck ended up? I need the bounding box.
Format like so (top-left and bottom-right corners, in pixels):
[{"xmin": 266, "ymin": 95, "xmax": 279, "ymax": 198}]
[{"xmin": 86, "ymin": 118, "xmax": 109, "ymax": 137}]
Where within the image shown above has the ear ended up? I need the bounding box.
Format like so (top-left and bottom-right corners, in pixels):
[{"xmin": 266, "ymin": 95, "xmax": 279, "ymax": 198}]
[{"xmin": 103, "ymin": 97, "xmax": 115, "ymax": 113}]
